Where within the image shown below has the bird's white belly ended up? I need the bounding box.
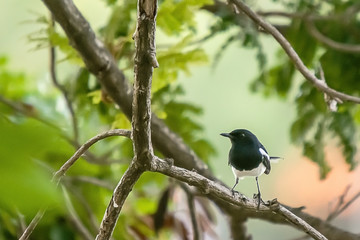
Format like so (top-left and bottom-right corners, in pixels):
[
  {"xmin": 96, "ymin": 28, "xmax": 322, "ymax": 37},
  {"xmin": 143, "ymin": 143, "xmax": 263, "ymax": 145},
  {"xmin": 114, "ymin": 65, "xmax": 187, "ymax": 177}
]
[{"xmin": 232, "ymin": 164, "xmax": 266, "ymax": 179}]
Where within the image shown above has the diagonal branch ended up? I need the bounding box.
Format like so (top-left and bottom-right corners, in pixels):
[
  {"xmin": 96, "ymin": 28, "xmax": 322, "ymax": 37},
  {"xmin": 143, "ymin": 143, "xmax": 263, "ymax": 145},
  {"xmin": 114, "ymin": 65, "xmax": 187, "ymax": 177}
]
[
  {"xmin": 150, "ymin": 157, "xmax": 328, "ymax": 240},
  {"xmin": 229, "ymin": 0, "xmax": 360, "ymax": 104}
]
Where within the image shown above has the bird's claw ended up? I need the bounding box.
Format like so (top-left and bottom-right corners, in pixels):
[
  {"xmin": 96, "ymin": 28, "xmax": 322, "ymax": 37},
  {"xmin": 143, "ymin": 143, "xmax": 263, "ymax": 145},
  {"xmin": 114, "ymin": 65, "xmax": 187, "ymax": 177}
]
[
  {"xmin": 231, "ymin": 189, "xmax": 239, "ymax": 196},
  {"xmin": 253, "ymin": 193, "xmax": 265, "ymax": 209}
]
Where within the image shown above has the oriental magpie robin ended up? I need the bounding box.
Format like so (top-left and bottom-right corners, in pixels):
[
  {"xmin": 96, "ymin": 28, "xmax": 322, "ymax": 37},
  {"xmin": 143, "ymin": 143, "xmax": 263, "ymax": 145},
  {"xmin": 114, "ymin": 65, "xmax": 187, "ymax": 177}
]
[{"xmin": 221, "ymin": 129, "xmax": 280, "ymax": 208}]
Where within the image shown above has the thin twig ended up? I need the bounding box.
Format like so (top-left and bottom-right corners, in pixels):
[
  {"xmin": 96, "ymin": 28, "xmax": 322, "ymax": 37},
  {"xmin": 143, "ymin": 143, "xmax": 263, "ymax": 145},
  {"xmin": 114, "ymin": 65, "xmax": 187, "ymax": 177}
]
[
  {"xmin": 327, "ymin": 185, "xmax": 360, "ymax": 221},
  {"xmin": 66, "ymin": 175, "xmax": 115, "ymax": 190},
  {"xmin": 66, "ymin": 186, "xmax": 100, "ymax": 234},
  {"xmin": 62, "ymin": 186, "xmax": 94, "ymax": 240},
  {"xmin": 49, "ymin": 16, "xmax": 79, "ymax": 141},
  {"xmin": 305, "ymin": 19, "xmax": 360, "ymax": 54},
  {"xmin": 179, "ymin": 182, "xmax": 200, "ymax": 240},
  {"xmin": 19, "ymin": 209, "xmax": 46, "ymax": 240},
  {"xmin": 54, "ymin": 129, "xmax": 131, "ymax": 181},
  {"xmin": 229, "ymin": 0, "xmax": 360, "ymax": 104}
]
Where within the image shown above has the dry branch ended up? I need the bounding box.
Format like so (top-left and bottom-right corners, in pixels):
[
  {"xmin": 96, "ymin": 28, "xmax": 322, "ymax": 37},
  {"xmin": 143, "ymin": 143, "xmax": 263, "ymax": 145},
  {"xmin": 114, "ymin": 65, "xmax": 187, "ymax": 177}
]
[
  {"xmin": 54, "ymin": 129, "xmax": 131, "ymax": 181},
  {"xmin": 150, "ymin": 157, "xmax": 328, "ymax": 240},
  {"xmin": 229, "ymin": 0, "xmax": 360, "ymax": 104},
  {"xmin": 96, "ymin": 0, "xmax": 158, "ymax": 239}
]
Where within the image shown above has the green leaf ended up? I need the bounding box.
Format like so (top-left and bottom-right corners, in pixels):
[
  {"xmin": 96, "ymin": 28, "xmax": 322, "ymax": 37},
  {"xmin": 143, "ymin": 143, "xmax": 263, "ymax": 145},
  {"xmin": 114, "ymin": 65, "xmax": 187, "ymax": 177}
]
[
  {"xmin": 302, "ymin": 122, "xmax": 331, "ymax": 179},
  {"xmin": 157, "ymin": 0, "xmax": 213, "ymax": 35},
  {"xmin": 87, "ymin": 90, "xmax": 102, "ymax": 104},
  {"xmin": 112, "ymin": 112, "xmax": 131, "ymax": 129},
  {"xmin": 329, "ymin": 111, "xmax": 357, "ymax": 170}
]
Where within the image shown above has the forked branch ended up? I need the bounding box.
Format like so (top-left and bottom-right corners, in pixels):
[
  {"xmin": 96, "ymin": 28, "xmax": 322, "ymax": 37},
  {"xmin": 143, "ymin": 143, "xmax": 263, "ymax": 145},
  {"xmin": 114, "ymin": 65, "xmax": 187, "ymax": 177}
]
[{"xmin": 229, "ymin": 0, "xmax": 360, "ymax": 104}]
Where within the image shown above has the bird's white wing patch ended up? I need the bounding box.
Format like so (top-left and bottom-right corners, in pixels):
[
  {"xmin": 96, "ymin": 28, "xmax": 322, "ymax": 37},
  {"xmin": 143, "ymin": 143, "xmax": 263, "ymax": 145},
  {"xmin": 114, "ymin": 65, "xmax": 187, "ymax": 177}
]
[{"xmin": 259, "ymin": 147, "xmax": 270, "ymax": 160}]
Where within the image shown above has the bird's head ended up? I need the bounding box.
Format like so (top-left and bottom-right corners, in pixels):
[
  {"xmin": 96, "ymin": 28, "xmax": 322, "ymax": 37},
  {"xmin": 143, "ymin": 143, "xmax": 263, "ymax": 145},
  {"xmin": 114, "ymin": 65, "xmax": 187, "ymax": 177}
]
[{"xmin": 220, "ymin": 129, "xmax": 257, "ymax": 144}]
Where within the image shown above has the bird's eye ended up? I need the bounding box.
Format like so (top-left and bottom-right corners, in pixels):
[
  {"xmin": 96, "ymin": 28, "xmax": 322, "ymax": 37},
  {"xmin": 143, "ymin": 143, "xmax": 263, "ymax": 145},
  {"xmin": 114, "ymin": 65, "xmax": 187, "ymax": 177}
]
[{"xmin": 241, "ymin": 133, "xmax": 245, "ymax": 137}]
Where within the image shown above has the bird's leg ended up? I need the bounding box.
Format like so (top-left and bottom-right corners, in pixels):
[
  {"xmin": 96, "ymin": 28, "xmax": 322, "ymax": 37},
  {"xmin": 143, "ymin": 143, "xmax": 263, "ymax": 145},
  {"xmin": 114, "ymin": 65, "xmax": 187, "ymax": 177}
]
[
  {"xmin": 231, "ymin": 177, "xmax": 239, "ymax": 196},
  {"xmin": 254, "ymin": 176, "xmax": 264, "ymax": 209}
]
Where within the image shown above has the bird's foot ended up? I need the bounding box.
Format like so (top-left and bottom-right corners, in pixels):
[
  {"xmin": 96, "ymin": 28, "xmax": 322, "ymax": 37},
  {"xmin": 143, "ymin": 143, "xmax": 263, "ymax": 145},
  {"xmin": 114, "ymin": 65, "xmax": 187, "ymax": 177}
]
[
  {"xmin": 253, "ymin": 193, "xmax": 265, "ymax": 209},
  {"xmin": 266, "ymin": 198, "xmax": 280, "ymax": 211},
  {"xmin": 231, "ymin": 189, "xmax": 239, "ymax": 196}
]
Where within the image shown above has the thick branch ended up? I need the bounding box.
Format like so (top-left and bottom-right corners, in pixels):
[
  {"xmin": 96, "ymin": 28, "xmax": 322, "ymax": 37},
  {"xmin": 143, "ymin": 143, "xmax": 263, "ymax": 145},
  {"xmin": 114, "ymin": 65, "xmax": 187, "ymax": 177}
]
[
  {"xmin": 150, "ymin": 157, "xmax": 327, "ymax": 240},
  {"xmin": 229, "ymin": 0, "xmax": 360, "ymax": 104},
  {"xmin": 95, "ymin": 162, "xmax": 143, "ymax": 240},
  {"xmin": 96, "ymin": 1, "xmax": 158, "ymax": 239}
]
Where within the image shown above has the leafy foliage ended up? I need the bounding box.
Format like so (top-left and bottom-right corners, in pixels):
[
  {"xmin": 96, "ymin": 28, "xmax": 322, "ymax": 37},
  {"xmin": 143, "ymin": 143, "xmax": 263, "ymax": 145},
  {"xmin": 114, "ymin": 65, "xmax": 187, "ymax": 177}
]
[{"xmin": 249, "ymin": 0, "xmax": 359, "ymax": 177}]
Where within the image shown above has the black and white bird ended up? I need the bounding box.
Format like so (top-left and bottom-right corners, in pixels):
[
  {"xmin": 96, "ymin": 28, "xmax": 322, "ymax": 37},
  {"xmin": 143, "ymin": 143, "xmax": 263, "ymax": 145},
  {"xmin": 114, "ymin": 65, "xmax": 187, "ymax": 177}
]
[{"xmin": 221, "ymin": 129, "xmax": 280, "ymax": 208}]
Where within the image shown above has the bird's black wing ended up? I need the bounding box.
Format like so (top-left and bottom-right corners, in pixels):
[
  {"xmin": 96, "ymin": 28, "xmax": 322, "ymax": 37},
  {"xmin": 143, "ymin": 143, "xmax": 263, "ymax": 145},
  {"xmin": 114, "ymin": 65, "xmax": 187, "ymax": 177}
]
[{"xmin": 259, "ymin": 143, "xmax": 271, "ymax": 175}]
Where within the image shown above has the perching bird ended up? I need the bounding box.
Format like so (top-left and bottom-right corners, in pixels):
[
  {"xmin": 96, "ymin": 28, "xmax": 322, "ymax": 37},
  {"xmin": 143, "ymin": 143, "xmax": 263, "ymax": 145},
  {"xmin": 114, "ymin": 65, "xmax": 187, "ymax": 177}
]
[{"xmin": 221, "ymin": 129, "xmax": 280, "ymax": 208}]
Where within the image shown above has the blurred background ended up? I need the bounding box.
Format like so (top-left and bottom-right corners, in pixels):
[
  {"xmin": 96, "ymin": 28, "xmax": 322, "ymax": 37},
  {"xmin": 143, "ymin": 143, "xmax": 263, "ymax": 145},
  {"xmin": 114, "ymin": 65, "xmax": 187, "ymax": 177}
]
[{"xmin": 1, "ymin": 0, "xmax": 359, "ymax": 239}]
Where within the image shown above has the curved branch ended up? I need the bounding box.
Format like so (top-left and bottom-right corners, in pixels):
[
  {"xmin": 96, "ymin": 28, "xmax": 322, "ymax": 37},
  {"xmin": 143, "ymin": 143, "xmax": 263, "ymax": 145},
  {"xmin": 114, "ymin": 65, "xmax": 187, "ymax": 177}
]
[
  {"xmin": 229, "ymin": 0, "xmax": 360, "ymax": 104},
  {"xmin": 305, "ymin": 19, "xmax": 360, "ymax": 54},
  {"xmin": 150, "ymin": 157, "xmax": 327, "ymax": 240},
  {"xmin": 54, "ymin": 129, "xmax": 131, "ymax": 181}
]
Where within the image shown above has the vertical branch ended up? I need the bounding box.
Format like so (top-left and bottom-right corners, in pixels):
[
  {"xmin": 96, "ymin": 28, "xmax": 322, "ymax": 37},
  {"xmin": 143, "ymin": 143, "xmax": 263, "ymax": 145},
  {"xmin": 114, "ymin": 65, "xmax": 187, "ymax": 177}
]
[
  {"xmin": 49, "ymin": 16, "xmax": 79, "ymax": 141},
  {"xmin": 96, "ymin": 1, "xmax": 159, "ymax": 239},
  {"xmin": 131, "ymin": 0, "xmax": 158, "ymax": 166},
  {"xmin": 179, "ymin": 183, "xmax": 200, "ymax": 240}
]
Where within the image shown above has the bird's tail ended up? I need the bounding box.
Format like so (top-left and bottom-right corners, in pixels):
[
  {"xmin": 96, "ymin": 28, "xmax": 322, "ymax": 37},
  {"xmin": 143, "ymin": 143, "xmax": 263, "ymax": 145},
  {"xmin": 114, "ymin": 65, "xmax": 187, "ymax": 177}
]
[{"xmin": 270, "ymin": 156, "xmax": 283, "ymax": 163}]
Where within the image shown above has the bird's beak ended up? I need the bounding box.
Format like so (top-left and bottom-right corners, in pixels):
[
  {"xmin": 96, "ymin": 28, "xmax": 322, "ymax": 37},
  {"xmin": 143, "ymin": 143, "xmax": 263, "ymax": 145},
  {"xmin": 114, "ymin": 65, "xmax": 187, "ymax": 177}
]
[{"xmin": 220, "ymin": 133, "xmax": 231, "ymax": 138}]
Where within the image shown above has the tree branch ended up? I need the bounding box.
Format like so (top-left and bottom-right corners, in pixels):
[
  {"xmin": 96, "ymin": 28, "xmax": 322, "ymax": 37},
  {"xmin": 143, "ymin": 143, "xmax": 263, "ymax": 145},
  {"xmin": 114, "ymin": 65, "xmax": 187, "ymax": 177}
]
[
  {"xmin": 49, "ymin": 16, "xmax": 79, "ymax": 141},
  {"xmin": 19, "ymin": 209, "xmax": 46, "ymax": 240},
  {"xmin": 150, "ymin": 157, "xmax": 328, "ymax": 240},
  {"xmin": 62, "ymin": 186, "xmax": 94, "ymax": 240},
  {"xmin": 178, "ymin": 182, "xmax": 200, "ymax": 240},
  {"xmin": 305, "ymin": 19, "xmax": 360, "ymax": 54},
  {"xmin": 96, "ymin": 1, "xmax": 158, "ymax": 239},
  {"xmin": 95, "ymin": 162, "xmax": 143, "ymax": 240},
  {"xmin": 229, "ymin": 0, "xmax": 360, "ymax": 104},
  {"xmin": 54, "ymin": 129, "xmax": 131, "ymax": 181}
]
